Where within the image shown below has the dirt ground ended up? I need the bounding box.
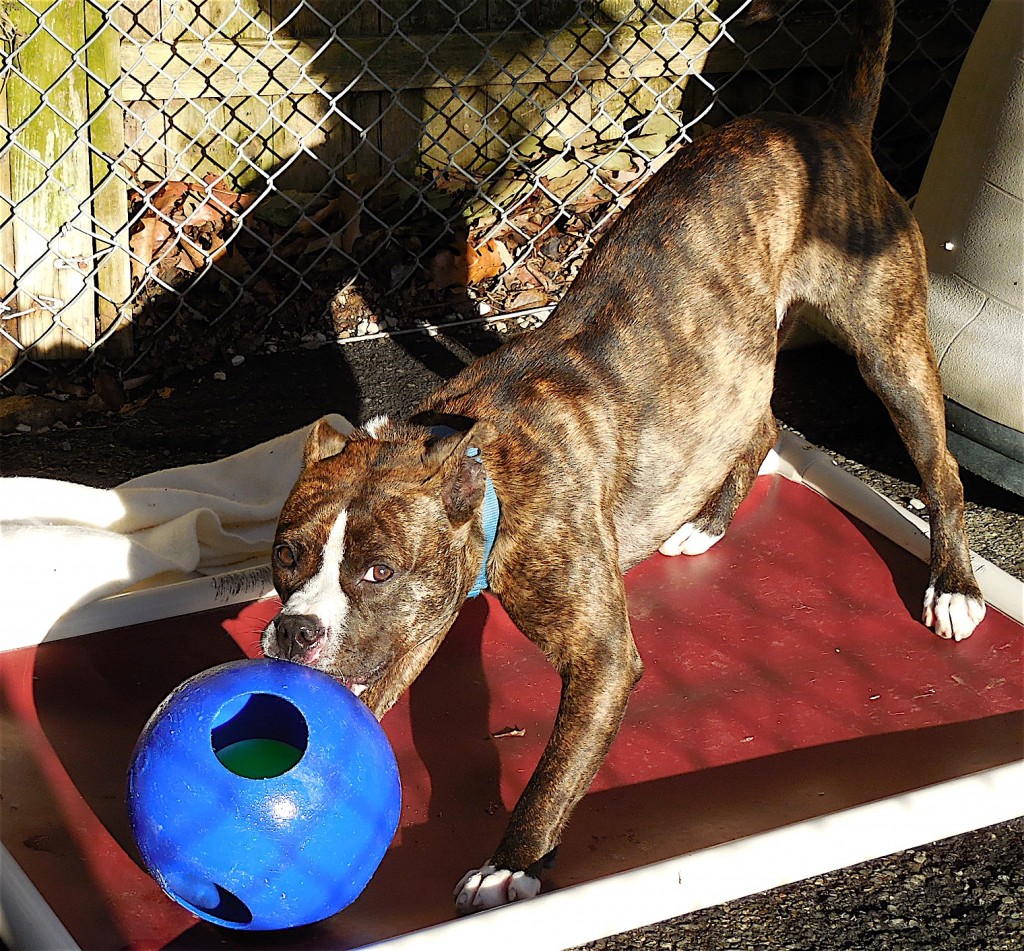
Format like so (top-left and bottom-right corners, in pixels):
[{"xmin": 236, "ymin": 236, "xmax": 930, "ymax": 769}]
[{"xmin": 2, "ymin": 333, "xmax": 1022, "ymax": 949}]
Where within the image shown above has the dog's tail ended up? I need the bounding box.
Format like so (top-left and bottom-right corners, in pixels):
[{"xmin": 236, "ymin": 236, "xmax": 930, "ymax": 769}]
[
  {"xmin": 744, "ymin": 0, "xmax": 895, "ymax": 138},
  {"xmin": 829, "ymin": 0, "xmax": 895, "ymax": 136}
]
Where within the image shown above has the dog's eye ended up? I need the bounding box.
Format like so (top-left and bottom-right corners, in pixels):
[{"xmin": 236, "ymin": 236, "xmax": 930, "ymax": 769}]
[
  {"xmin": 273, "ymin": 543, "xmax": 298, "ymax": 570},
  {"xmin": 362, "ymin": 564, "xmax": 394, "ymax": 584}
]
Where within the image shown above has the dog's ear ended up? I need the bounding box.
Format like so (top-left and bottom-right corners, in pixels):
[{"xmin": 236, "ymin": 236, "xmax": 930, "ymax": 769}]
[
  {"xmin": 424, "ymin": 421, "xmax": 497, "ymax": 526},
  {"xmin": 303, "ymin": 417, "xmax": 348, "ymax": 466}
]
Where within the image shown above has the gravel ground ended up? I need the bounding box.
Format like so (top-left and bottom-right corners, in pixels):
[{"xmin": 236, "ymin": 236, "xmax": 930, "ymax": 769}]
[
  {"xmin": 580, "ymin": 820, "xmax": 1024, "ymax": 951},
  {"xmin": 2, "ymin": 331, "xmax": 1021, "ymax": 950}
]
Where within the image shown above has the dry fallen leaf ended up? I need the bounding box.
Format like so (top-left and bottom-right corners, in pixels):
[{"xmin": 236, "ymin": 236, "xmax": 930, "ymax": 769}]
[
  {"xmin": 130, "ymin": 218, "xmax": 170, "ymax": 267},
  {"xmin": 507, "ymin": 287, "xmax": 549, "ymax": 311},
  {"xmin": 179, "ymin": 238, "xmax": 208, "ymax": 270},
  {"xmin": 466, "ymin": 238, "xmax": 508, "ymax": 284},
  {"xmin": 429, "ymin": 246, "xmax": 467, "ymax": 289}
]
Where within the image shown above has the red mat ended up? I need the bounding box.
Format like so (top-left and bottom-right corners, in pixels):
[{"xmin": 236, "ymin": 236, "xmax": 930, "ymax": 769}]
[{"xmin": 2, "ymin": 475, "xmax": 1021, "ymax": 950}]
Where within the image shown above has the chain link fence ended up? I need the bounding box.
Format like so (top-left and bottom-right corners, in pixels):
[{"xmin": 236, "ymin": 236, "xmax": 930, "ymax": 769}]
[{"xmin": 0, "ymin": 0, "xmax": 988, "ymax": 382}]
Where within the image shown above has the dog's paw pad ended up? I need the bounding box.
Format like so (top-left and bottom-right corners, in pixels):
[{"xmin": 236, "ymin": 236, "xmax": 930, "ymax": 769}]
[
  {"xmin": 659, "ymin": 523, "xmax": 724, "ymax": 557},
  {"xmin": 454, "ymin": 864, "xmax": 541, "ymax": 914},
  {"xmin": 923, "ymin": 587, "xmax": 986, "ymax": 642}
]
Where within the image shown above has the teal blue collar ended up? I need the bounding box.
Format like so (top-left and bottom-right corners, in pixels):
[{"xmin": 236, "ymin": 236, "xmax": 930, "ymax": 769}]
[
  {"xmin": 430, "ymin": 427, "xmax": 500, "ymax": 598},
  {"xmin": 465, "ymin": 445, "xmax": 500, "ymax": 598}
]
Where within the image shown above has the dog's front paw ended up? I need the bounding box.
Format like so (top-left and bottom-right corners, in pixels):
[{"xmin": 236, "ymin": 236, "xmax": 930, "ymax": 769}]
[
  {"xmin": 923, "ymin": 586, "xmax": 986, "ymax": 642},
  {"xmin": 454, "ymin": 863, "xmax": 541, "ymax": 914},
  {"xmin": 659, "ymin": 522, "xmax": 724, "ymax": 557}
]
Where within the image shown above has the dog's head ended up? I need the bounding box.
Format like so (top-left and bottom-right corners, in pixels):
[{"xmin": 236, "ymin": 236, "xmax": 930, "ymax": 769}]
[{"xmin": 261, "ymin": 416, "xmax": 496, "ymax": 716}]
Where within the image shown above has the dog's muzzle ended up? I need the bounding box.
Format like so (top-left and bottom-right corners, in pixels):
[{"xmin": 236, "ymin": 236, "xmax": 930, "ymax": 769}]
[{"xmin": 267, "ymin": 613, "xmax": 325, "ymax": 664}]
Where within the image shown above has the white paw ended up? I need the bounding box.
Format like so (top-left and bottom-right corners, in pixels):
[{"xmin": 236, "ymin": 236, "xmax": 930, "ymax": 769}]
[
  {"xmin": 454, "ymin": 863, "xmax": 541, "ymax": 914},
  {"xmin": 659, "ymin": 522, "xmax": 724, "ymax": 557},
  {"xmin": 922, "ymin": 586, "xmax": 986, "ymax": 642}
]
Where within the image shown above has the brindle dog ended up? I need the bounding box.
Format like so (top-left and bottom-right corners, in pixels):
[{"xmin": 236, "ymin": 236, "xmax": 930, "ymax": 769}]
[{"xmin": 263, "ymin": 0, "xmax": 985, "ymax": 913}]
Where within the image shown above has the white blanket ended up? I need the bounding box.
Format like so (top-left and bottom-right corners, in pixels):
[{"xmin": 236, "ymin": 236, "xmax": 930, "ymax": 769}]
[{"xmin": 0, "ymin": 414, "xmax": 351, "ymax": 651}]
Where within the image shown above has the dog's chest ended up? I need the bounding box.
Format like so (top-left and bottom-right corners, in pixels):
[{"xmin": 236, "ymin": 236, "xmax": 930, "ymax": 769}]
[{"xmin": 611, "ymin": 449, "xmax": 721, "ymax": 569}]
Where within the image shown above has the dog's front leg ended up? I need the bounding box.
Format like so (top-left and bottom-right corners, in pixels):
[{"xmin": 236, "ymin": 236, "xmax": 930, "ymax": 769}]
[{"xmin": 455, "ymin": 569, "xmax": 643, "ymax": 913}]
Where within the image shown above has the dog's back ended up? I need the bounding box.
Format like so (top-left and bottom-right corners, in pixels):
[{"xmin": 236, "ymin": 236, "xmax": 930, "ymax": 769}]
[{"xmin": 422, "ymin": 0, "xmax": 907, "ymax": 568}]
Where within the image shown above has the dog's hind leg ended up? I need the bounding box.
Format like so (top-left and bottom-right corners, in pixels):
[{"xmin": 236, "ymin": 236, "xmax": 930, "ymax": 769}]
[
  {"xmin": 660, "ymin": 413, "xmax": 778, "ymax": 556},
  {"xmin": 840, "ymin": 297, "xmax": 985, "ymax": 641}
]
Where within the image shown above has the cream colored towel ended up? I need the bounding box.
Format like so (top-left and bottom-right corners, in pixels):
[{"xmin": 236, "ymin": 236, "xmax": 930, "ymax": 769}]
[{"xmin": 0, "ymin": 414, "xmax": 350, "ymax": 650}]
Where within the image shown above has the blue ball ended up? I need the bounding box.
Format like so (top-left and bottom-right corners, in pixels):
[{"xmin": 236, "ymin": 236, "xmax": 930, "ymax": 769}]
[{"xmin": 127, "ymin": 659, "xmax": 401, "ymax": 931}]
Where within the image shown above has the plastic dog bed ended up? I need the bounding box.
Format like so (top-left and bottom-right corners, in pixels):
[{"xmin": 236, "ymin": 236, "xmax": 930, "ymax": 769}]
[{"xmin": 2, "ymin": 433, "xmax": 1021, "ymax": 950}]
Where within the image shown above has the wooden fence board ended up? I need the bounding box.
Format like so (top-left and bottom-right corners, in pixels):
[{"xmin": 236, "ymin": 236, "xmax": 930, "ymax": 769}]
[
  {"xmin": 85, "ymin": 0, "xmax": 133, "ymax": 356},
  {"xmin": 161, "ymin": 0, "xmax": 270, "ymax": 42},
  {"xmin": 342, "ymin": 0, "xmax": 385, "ymax": 183},
  {"xmin": 113, "ymin": 0, "xmax": 162, "ymax": 42},
  {"xmin": 0, "ymin": 74, "xmax": 19, "ymax": 373},
  {"xmin": 122, "ymin": 99, "xmax": 171, "ymax": 183},
  {"xmin": 287, "ymin": 0, "xmax": 364, "ymax": 38},
  {"xmin": 116, "ymin": 20, "xmax": 720, "ymax": 101},
  {"xmin": 6, "ymin": 0, "xmax": 95, "ymax": 359},
  {"xmin": 386, "ymin": 0, "xmax": 478, "ymax": 183}
]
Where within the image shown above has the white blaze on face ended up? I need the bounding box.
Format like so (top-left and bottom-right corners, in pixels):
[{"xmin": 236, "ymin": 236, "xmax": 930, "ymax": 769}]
[{"xmin": 283, "ymin": 508, "xmax": 350, "ymax": 631}]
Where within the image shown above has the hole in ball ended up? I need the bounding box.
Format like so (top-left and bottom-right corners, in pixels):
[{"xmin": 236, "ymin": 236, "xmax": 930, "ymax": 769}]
[
  {"xmin": 211, "ymin": 693, "xmax": 308, "ymax": 779},
  {"xmin": 171, "ymin": 883, "xmax": 253, "ymax": 927}
]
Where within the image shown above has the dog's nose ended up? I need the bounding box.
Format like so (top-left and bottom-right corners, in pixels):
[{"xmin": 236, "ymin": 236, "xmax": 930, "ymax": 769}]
[{"xmin": 274, "ymin": 614, "xmax": 324, "ymax": 660}]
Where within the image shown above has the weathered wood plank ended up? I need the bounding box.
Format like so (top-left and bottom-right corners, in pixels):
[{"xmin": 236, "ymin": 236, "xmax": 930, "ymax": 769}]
[
  {"xmin": 594, "ymin": 0, "xmax": 710, "ymax": 22},
  {"xmin": 118, "ymin": 9, "xmax": 971, "ymax": 103},
  {"xmin": 85, "ymin": 0, "xmax": 133, "ymax": 356},
  {"xmin": 339, "ymin": 1, "xmax": 384, "ymax": 184},
  {"xmin": 7, "ymin": 0, "xmax": 95, "ymax": 359},
  {"xmin": 384, "ymin": 0, "xmax": 476, "ymax": 182},
  {"xmin": 0, "ymin": 71, "xmax": 19, "ymax": 373},
  {"xmin": 113, "ymin": 0, "xmax": 161, "ymax": 42},
  {"xmin": 414, "ymin": 0, "xmax": 490, "ymax": 175},
  {"xmin": 117, "ymin": 19, "xmax": 721, "ymax": 100},
  {"xmin": 122, "ymin": 99, "xmax": 171, "ymax": 183},
  {"xmin": 160, "ymin": 0, "xmax": 271, "ymax": 43},
  {"xmin": 286, "ymin": 0, "xmax": 367, "ymax": 39},
  {"xmin": 158, "ymin": 96, "xmax": 279, "ymax": 191}
]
